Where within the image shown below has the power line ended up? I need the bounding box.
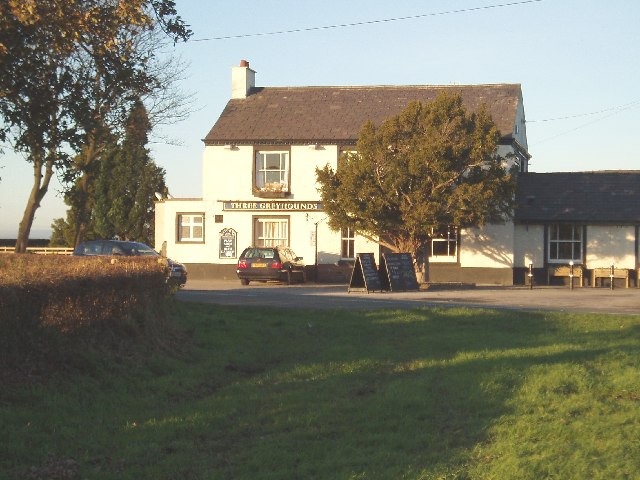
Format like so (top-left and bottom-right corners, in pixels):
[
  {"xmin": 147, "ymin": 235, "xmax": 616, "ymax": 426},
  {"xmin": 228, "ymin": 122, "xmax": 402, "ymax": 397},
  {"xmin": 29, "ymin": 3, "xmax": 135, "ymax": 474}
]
[
  {"xmin": 192, "ymin": 0, "xmax": 544, "ymax": 42},
  {"xmin": 531, "ymin": 101, "xmax": 640, "ymax": 145},
  {"xmin": 527, "ymin": 99, "xmax": 640, "ymax": 123}
]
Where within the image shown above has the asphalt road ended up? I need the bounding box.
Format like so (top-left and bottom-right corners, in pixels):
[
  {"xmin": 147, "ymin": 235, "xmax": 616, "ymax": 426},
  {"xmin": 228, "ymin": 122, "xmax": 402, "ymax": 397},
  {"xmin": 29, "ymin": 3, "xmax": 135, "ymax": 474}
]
[{"xmin": 176, "ymin": 279, "xmax": 640, "ymax": 315}]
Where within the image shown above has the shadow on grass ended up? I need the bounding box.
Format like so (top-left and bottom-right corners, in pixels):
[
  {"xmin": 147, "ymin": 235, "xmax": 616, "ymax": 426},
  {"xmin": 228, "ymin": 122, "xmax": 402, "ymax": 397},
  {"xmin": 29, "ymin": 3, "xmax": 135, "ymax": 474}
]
[
  {"xmin": 3, "ymin": 303, "xmax": 640, "ymax": 479},
  {"xmin": 124, "ymin": 305, "xmax": 640, "ymax": 479}
]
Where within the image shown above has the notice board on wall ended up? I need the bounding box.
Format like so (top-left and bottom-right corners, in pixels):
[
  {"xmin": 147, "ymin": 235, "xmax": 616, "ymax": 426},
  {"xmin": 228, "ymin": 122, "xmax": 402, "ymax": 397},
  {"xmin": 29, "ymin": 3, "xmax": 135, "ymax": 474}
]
[
  {"xmin": 348, "ymin": 253, "xmax": 382, "ymax": 293},
  {"xmin": 379, "ymin": 253, "xmax": 419, "ymax": 291},
  {"xmin": 219, "ymin": 228, "xmax": 237, "ymax": 259}
]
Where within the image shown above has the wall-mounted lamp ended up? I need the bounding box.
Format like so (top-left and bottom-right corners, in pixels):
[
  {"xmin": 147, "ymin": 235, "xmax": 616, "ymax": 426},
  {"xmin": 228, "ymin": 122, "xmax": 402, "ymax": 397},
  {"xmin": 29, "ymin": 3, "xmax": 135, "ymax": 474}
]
[
  {"xmin": 224, "ymin": 144, "xmax": 238, "ymax": 150},
  {"xmin": 309, "ymin": 143, "xmax": 322, "ymax": 150}
]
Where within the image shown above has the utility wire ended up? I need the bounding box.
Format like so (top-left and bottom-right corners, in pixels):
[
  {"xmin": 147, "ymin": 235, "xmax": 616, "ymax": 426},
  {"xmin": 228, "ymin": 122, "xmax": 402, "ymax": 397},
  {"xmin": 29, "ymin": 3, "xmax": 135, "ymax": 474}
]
[
  {"xmin": 531, "ymin": 101, "xmax": 640, "ymax": 145},
  {"xmin": 192, "ymin": 0, "xmax": 544, "ymax": 42},
  {"xmin": 527, "ymin": 99, "xmax": 640, "ymax": 123}
]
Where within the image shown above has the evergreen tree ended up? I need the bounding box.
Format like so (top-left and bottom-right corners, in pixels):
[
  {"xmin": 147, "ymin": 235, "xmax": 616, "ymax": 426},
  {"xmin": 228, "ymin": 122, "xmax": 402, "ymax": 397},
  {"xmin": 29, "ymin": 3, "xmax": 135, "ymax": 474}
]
[
  {"xmin": 92, "ymin": 99, "xmax": 167, "ymax": 245},
  {"xmin": 316, "ymin": 92, "xmax": 517, "ymax": 280},
  {"xmin": 52, "ymin": 100, "xmax": 167, "ymax": 246}
]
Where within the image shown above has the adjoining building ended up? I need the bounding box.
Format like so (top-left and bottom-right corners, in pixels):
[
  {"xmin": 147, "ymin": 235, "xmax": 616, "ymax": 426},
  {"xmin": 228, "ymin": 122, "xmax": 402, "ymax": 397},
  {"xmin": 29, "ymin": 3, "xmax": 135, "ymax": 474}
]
[
  {"xmin": 155, "ymin": 60, "xmax": 639, "ymax": 286},
  {"xmin": 513, "ymin": 171, "xmax": 640, "ymax": 287}
]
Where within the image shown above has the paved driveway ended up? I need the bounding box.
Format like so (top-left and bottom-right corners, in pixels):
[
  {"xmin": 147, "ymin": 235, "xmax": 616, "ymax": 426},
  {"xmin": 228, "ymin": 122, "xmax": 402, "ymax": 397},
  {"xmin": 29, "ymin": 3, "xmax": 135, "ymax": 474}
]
[{"xmin": 177, "ymin": 279, "xmax": 640, "ymax": 315}]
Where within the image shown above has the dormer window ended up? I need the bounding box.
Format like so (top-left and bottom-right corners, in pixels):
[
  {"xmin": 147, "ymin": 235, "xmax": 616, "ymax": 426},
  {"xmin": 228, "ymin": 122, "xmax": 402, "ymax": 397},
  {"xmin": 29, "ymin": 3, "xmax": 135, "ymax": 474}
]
[{"xmin": 254, "ymin": 150, "xmax": 290, "ymax": 198}]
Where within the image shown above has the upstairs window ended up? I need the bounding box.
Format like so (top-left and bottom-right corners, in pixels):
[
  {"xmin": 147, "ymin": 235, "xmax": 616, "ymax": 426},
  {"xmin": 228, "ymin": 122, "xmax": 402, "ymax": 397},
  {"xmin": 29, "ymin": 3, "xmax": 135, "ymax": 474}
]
[
  {"xmin": 255, "ymin": 151, "xmax": 289, "ymax": 196},
  {"xmin": 177, "ymin": 214, "xmax": 204, "ymax": 242},
  {"xmin": 548, "ymin": 224, "xmax": 582, "ymax": 263}
]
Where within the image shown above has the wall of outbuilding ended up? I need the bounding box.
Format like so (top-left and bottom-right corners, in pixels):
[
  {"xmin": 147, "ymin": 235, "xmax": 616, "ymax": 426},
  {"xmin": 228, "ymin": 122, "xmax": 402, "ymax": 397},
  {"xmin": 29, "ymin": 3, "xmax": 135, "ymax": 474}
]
[{"xmin": 586, "ymin": 225, "xmax": 636, "ymax": 269}]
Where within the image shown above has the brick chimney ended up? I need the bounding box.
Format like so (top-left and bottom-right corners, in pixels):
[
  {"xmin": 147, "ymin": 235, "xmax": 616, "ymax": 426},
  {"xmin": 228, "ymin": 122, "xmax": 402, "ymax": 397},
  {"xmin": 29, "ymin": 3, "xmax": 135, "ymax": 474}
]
[{"xmin": 231, "ymin": 59, "xmax": 256, "ymax": 99}]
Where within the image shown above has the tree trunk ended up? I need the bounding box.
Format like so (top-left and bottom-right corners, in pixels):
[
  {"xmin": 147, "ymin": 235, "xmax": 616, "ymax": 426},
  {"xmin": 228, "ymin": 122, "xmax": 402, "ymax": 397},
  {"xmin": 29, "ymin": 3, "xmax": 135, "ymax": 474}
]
[
  {"xmin": 15, "ymin": 158, "xmax": 54, "ymax": 253},
  {"xmin": 415, "ymin": 254, "xmax": 429, "ymax": 284}
]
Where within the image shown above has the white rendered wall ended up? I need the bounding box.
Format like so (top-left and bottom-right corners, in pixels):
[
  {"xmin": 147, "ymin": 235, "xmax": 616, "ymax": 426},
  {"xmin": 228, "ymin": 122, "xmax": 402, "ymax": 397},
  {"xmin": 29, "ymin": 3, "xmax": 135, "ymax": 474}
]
[
  {"xmin": 199, "ymin": 144, "xmax": 343, "ymax": 265},
  {"xmin": 586, "ymin": 225, "xmax": 636, "ymax": 269},
  {"xmin": 513, "ymin": 224, "xmax": 545, "ymax": 268},
  {"xmin": 460, "ymin": 223, "xmax": 514, "ymax": 268},
  {"xmin": 202, "ymin": 144, "xmax": 338, "ymax": 202},
  {"xmin": 154, "ymin": 198, "xmax": 211, "ymax": 264},
  {"xmin": 514, "ymin": 95, "xmax": 528, "ymax": 150},
  {"xmin": 154, "ymin": 201, "xmax": 165, "ymax": 251},
  {"xmin": 202, "ymin": 146, "xmax": 254, "ymax": 202}
]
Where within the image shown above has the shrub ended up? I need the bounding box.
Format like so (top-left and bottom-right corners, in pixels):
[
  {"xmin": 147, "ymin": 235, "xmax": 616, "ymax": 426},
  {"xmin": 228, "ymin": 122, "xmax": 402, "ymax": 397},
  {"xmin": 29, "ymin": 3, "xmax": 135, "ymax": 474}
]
[{"xmin": 0, "ymin": 255, "xmax": 174, "ymax": 379}]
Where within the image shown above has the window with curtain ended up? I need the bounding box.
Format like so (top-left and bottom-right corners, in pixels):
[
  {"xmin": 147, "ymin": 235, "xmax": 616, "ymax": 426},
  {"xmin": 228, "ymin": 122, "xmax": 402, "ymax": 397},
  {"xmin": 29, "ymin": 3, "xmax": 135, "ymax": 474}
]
[{"xmin": 254, "ymin": 217, "xmax": 289, "ymax": 246}]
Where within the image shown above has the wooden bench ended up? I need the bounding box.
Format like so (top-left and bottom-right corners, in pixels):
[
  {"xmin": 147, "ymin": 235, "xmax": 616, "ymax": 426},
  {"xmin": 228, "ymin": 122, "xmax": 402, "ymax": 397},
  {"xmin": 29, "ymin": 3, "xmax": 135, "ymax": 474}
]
[
  {"xmin": 547, "ymin": 265, "xmax": 584, "ymax": 287},
  {"xmin": 591, "ymin": 267, "xmax": 630, "ymax": 288}
]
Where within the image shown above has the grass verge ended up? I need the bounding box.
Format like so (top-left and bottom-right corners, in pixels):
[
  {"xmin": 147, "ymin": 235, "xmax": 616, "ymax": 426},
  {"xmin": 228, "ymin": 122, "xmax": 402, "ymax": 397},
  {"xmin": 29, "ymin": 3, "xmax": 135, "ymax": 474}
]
[{"xmin": 1, "ymin": 303, "xmax": 639, "ymax": 479}]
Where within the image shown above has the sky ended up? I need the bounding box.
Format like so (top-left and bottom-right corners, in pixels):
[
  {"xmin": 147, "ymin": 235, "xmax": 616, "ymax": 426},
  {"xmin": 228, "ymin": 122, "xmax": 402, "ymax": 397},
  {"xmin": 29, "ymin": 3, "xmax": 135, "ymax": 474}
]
[{"xmin": 1, "ymin": 0, "xmax": 639, "ymax": 238}]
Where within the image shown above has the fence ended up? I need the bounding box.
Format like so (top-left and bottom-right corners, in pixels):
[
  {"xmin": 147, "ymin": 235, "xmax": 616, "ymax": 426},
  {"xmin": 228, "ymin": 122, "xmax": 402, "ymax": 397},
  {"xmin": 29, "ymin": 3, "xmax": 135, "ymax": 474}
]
[{"xmin": 0, "ymin": 247, "xmax": 73, "ymax": 255}]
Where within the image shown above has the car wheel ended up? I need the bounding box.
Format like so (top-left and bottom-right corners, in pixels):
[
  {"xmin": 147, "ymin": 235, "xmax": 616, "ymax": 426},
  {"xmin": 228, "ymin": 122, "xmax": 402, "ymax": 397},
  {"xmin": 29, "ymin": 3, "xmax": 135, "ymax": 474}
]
[{"xmin": 240, "ymin": 278, "xmax": 250, "ymax": 286}]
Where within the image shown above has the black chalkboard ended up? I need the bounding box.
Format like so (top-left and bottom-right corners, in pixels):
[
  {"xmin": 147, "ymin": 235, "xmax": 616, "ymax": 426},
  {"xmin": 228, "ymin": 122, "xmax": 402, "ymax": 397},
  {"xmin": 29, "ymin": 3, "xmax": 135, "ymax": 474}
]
[
  {"xmin": 379, "ymin": 253, "xmax": 419, "ymax": 291},
  {"xmin": 348, "ymin": 253, "xmax": 382, "ymax": 293}
]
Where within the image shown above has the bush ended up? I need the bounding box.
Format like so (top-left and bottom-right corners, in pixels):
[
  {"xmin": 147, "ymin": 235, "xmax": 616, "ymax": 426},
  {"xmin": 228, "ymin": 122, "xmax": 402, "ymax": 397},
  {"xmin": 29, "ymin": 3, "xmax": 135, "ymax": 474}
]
[{"xmin": 0, "ymin": 255, "xmax": 174, "ymax": 380}]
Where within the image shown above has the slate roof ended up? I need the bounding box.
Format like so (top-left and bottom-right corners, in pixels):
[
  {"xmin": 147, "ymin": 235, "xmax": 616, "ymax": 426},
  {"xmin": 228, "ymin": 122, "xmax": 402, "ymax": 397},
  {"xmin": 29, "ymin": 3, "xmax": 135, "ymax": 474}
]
[
  {"xmin": 515, "ymin": 172, "xmax": 640, "ymax": 223},
  {"xmin": 204, "ymin": 84, "xmax": 523, "ymax": 145}
]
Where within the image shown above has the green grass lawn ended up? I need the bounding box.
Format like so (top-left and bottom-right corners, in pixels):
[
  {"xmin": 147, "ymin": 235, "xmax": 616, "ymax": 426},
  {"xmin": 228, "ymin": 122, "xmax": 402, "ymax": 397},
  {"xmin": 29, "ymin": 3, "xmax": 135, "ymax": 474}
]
[{"xmin": 2, "ymin": 303, "xmax": 639, "ymax": 479}]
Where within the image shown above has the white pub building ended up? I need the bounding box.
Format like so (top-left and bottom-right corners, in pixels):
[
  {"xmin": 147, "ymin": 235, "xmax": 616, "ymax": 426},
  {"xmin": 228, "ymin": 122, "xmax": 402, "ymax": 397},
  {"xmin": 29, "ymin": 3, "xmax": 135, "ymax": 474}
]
[{"xmin": 155, "ymin": 61, "xmax": 640, "ymax": 286}]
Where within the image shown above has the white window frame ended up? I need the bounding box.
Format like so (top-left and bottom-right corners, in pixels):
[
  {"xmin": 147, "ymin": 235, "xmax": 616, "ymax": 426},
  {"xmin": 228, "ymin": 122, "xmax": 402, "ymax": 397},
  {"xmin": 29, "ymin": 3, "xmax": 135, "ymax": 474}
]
[
  {"xmin": 548, "ymin": 224, "xmax": 583, "ymax": 264},
  {"xmin": 429, "ymin": 226, "xmax": 458, "ymax": 262},
  {"xmin": 341, "ymin": 227, "xmax": 355, "ymax": 259},
  {"xmin": 254, "ymin": 217, "xmax": 289, "ymax": 247},
  {"xmin": 255, "ymin": 151, "xmax": 289, "ymax": 193},
  {"xmin": 177, "ymin": 213, "xmax": 204, "ymax": 243}
]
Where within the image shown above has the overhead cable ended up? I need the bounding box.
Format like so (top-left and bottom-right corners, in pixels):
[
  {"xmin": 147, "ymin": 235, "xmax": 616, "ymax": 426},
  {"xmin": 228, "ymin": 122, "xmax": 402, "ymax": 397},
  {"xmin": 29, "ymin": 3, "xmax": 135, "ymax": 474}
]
[{"xmin": 192, "ymin": 0, "xmax": 544, "ymax": 42}]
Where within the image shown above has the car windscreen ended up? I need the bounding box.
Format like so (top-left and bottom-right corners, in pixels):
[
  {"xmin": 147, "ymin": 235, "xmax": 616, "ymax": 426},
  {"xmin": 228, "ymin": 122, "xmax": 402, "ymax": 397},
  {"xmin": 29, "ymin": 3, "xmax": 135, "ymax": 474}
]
[
  {"xmin": 121, "ymin": 243, "xmax": 159, "ymax": 256},
  {"xmin": 243, "ymin": 248, "xmax": 276, "ymax": 259}
]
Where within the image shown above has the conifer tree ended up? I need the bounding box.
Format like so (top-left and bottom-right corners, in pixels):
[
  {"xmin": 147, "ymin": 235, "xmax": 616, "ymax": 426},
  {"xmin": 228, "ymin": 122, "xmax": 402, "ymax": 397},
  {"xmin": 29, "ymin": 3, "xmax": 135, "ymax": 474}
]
[
  {"xmin": 52, "ymin": 100, "xmax": 167, "ymax": 246},
  {"xmin": 316, "ymin": 92, "xmax": 517, "ymax": 280}
]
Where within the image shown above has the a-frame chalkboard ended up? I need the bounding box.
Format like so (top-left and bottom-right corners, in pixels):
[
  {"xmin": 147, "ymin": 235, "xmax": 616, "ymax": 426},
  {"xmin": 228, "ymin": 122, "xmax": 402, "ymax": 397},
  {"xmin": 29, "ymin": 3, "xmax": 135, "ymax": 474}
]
[
  {"xmin": 379, "ymin": 253, "xmax": 419, "ymax": 291},
  {"xmin": 348, "ymin": 253, "xmax": 382, "ymax": 293}
]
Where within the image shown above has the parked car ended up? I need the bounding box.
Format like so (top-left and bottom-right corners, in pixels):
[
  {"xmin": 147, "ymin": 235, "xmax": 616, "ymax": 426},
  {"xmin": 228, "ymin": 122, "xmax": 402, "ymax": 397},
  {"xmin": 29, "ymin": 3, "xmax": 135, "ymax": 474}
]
[
  {"xmin": 236, "ymin": 246, "xmax": 305, "ymax": 285},
  {"xmin": 73, "ymin": 240, "xmax": 187, "ymax": 286}
]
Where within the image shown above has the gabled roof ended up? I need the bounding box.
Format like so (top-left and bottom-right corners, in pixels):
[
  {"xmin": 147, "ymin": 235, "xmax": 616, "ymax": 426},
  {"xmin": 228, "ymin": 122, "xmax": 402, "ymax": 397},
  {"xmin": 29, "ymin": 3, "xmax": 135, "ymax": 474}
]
[
  {"xmin": 204, "ymin": 84, "xmax": 523, "ymax": 145},
  {"xmin": 515, "ymin": 172, "xmax": 640, "ymax": 223}
]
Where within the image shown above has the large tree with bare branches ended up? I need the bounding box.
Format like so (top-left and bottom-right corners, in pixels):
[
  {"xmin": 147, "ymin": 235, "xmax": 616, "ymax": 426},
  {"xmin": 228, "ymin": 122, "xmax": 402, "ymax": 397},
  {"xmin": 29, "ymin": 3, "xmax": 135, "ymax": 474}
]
[
  {"xmin": 0, "ymin": 0, "xmax": 191, "ymax": 252},
  {"xmin": 316, "ymin": 92, "xmax": 516, "ymax": 280}
]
